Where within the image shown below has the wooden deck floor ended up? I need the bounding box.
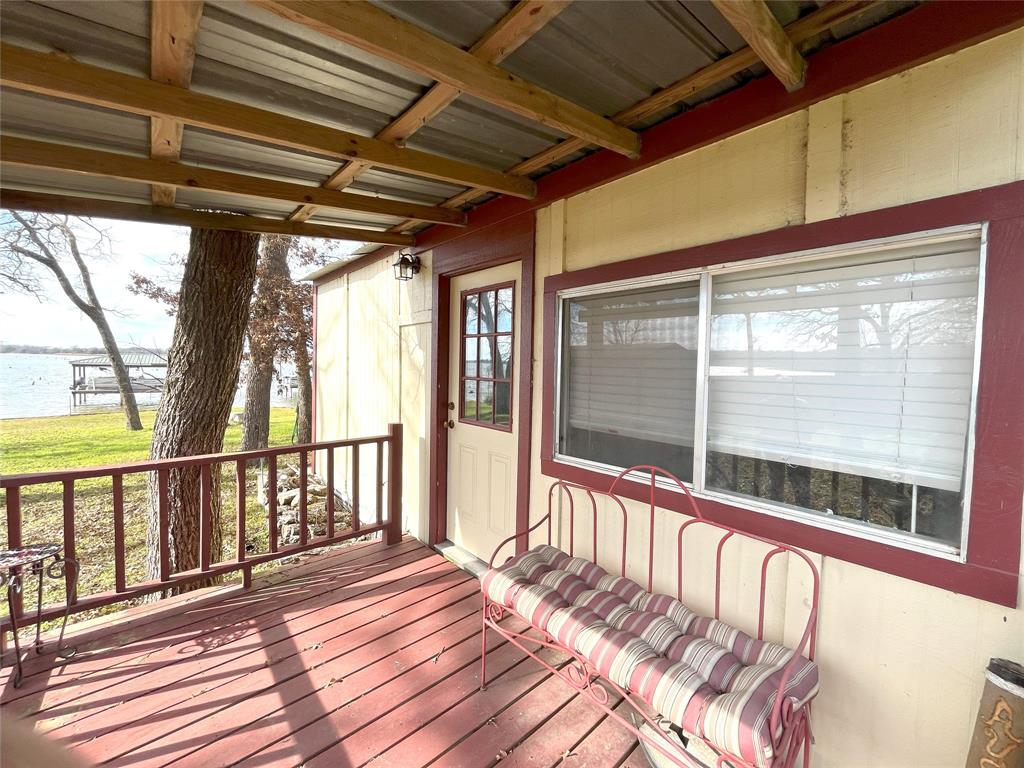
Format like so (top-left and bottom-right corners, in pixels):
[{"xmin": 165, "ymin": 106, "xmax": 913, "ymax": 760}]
[{"xmin": 1, "ymin": 537, "xmax": 647, "ymax": 767}]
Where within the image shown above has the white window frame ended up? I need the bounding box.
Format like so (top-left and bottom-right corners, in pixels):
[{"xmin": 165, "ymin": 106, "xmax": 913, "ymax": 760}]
[{"xmin": 552, "ymin": 223, "xmax": 988, "ymax": 562}]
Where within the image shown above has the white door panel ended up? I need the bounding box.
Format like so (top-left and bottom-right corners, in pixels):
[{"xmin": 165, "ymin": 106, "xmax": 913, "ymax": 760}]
[{"xmin": 446, "ymin": 262, "xmax": 521, "ymax": 562}]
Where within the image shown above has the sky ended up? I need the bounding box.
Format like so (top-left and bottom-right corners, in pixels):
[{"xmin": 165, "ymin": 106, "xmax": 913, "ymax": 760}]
[
  {"xmin": 1, "ymin": 218, "xmax": 192, "ymax": 350},
  {"xmin": 0, "ymin": 218, "xmax": 360, "ymax": 351}
]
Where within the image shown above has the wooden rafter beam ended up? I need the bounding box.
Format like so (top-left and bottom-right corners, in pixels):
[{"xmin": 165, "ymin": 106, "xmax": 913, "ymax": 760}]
[
  {"xmin": 0, "ymin": 43, "xmax": 535, "ymax": 200},
  {"xmin": 712, "ymin": 0, "xmax": 807, "ymax": 91},
  {"xmin": 253, "ymin": 0, "xmax": 639, "ymax": 158},
  {"xmin": 388, "ymin": 1, "xmax": 877, "ymax": 232},
  {"xmin": 1, "ymin": 136, "xmax": 468, "ymax": 226},
  {"xmin": 149, "ymin": 0, "xmax": 204, "ymax": 206},
  {"xmin": 0, "ymin": 190, "xmax": 415, "ymax": 245},
  {"xmin": 289, "ymin": 0, "xmax": 570, "ymax": 223}
]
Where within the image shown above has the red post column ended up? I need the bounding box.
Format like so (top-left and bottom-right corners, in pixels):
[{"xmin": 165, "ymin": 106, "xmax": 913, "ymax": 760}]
[{"xmin": 385, "ymin": 423, "xmax": 403, "ymax": 546}]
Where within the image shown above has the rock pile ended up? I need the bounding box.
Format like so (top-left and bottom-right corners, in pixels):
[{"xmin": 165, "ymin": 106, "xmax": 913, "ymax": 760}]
[{"xmin": 267, "ymin": 464, "xmax": 354, "ymax": 546}]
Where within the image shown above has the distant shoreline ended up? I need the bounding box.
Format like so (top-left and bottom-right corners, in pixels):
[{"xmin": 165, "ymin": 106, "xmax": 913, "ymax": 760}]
[{"xmin": 1, "ymin": 347, "xmax": 168, "ymax": 356}]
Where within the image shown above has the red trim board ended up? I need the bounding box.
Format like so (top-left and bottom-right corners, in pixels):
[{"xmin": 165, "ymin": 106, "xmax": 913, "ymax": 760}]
[
  {"xmin": 540, "ymin": 181, "xmax": 1024, "ymax": 607},
  {"xmin": 428, "ymin": 213, "xmax": 536, "ymax": 553}
]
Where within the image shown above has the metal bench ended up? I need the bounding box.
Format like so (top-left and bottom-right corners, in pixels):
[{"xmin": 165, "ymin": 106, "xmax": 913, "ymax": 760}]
[{"xmin": 481, "ymin": 465, "xmax": 820, "ymax": 768}]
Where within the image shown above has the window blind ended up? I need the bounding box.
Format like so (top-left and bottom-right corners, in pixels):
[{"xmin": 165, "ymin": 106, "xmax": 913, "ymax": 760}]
[
  {"xmin": 563, "ymin": 283, "xmax": 699, "ymax": 446},
  {"xmin": 706, "ymin": 234, "xmax": 981, "ymax": 492}
]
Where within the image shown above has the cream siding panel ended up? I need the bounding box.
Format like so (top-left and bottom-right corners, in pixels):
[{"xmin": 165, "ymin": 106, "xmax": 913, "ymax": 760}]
[
  {"xmin": 314, "ymin": 274, "xmax": 348, "ymax": 444},
  {"xmin": 400, "ymin": 323, "xmax": 431, "ymax": 541},
  {"xmin": 842, "ymin": 29, "xmax": 1024, "ymax": 215},
  {"xmin": 563, "ymin": 113, "xmax": 807, "ymax": 269}
]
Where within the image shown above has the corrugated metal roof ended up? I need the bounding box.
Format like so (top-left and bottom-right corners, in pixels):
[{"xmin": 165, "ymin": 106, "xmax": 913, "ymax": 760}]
[
  {"xmin": 0, "ymin": 0, "xmax": 917, "ymax": 246},
  {"xmin": 70, "ymin": 352, "xmax": 167, "ymax": 367}
]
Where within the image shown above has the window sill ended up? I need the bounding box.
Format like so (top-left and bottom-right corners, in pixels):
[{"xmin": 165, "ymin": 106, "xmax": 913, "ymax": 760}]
[
  {"xmin": 552, "ymin": 452, "xmax": 963, "ymax": 561},
  {"xmin": 541, "ymin": 454, "xmax": 1016, "ymax": 606}
]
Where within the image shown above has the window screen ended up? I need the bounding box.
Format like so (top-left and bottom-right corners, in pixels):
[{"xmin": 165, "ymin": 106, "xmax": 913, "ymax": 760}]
[{"xmin": 558, "ymin": 282, "xmax": 700, "ymax": 480}]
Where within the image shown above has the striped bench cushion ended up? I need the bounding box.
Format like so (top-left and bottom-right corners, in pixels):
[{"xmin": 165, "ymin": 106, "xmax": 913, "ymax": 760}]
[{"xmin": 481, "ymin": 544, "xmax": 818, "ymax": 768}]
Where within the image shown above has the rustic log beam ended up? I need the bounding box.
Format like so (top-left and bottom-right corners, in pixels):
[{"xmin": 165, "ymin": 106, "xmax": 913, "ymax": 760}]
[
  {"xmin": 712, "ymin": 0, "xmax": 807, "ymax": 91},
  {"xmin": 253, "ymin": 0, "xmax": 639, "ymax": 158},
  {"xmin": 288, "ymin": 0, "xmax": 570, "ymax": 223},
  {"xmin": 1, "ymin": 136, "xmax": 468, "ymax": 226},
  {"xmin": 149, "ymin": 0, "xmax": 204, "ymax": 206},
  {"xmin": 0, "ymin": 43, "xmax": 535, "ymax": 200},
  {"xmin": 0, "ymin": 189, "xmax": 416, "ymax": 245}
]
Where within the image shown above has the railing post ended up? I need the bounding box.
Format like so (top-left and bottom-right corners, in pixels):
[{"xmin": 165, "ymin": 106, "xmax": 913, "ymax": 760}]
[{"xmin": 385, "ymin": 423, "xmax": 403, "ymax": 546}]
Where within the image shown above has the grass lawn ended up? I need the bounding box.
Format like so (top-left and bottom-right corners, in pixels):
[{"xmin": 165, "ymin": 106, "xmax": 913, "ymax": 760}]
[{"xmin": 0, "ymin": 408, "xmax": 299, "ymax": 629}]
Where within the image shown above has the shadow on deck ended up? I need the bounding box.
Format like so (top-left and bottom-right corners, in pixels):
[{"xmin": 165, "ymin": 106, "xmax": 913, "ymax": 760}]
[{"xmin": 0, "ymin": 536, "xmax": 645, "ymax": 767}]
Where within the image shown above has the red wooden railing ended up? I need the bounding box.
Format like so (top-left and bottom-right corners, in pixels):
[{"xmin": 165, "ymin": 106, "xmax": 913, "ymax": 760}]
[{"xmin": 0, "ymin": 423, "xmax": 403, "ymax": 631}]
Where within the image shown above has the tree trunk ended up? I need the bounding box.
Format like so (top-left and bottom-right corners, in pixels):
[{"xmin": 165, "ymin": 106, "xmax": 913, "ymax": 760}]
[
  {"xmin": 146, "ymin": 228, "xmax": 260, "ymax": 589},
  {"xmin": 88, "ymin": 306, "xmax": 144, "ymax": 431},
  {"xmin": 241, "ymin": 237, "xmax": 290, "ymax": 450},
  {"xmin": 294, "ymin": 325, "xmax": 312, "ymax": 444},
  {"xmin": 240, "ymin": 354, "xmax": 275, "ymax": 451}
]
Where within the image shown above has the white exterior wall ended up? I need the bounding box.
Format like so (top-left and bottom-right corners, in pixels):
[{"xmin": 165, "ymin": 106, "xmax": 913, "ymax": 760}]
[
  {"xmin": 314, "ymin": 250, "xmax": 432, "ymax": 541},
  {"xmin": 315, "ymin": 29, "xmax": 1024, "ymax": 767}
]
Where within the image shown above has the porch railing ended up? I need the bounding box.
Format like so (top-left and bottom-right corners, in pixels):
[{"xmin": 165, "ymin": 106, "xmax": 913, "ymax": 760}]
[{"xmin": 0, "ymin": 423, "xmax": 403, "ymax": 631}]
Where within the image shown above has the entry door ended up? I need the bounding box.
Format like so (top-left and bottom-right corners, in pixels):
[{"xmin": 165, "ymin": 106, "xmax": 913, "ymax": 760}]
[{"xmin": 446, "ymin": 261, "xmax": 522, "ymax": 562}]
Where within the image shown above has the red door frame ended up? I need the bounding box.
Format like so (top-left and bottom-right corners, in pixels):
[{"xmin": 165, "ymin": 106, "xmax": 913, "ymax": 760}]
[{"xmin": 428, "ymin": 213, "xmax": 536, "ymax": 554}]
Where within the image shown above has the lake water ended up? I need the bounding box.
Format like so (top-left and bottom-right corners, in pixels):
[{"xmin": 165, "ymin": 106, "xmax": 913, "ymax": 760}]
[{"xmin": 0, "ymin": 353, "xmax": 295, "ymax": 420}]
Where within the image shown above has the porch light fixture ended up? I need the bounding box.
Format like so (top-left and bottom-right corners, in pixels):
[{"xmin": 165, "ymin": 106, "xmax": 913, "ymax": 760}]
[{"xmin": 392, "ymin": 251, "xmax": 421, "ymax": 281}]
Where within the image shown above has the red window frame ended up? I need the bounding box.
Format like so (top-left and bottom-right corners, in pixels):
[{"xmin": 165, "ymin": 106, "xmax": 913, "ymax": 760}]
[
  {"xmin": 459, "ymin": 280, "xmax": 516, "ymax": 432},
  {"xmin": 540, "ymin": 182, "xmax": 1024, "ymax": 608}
]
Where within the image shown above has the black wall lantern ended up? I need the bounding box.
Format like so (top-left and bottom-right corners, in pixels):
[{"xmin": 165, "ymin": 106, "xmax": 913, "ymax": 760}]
[{"xmin": 392, "ymin": 251, "xmax": 421, "ymax": 281}]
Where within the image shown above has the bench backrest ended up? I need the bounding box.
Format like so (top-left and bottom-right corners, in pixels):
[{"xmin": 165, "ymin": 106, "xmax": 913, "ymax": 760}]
[{"xmin": 545, "ymin": 465, "xmax": 820, "ymax": 663}]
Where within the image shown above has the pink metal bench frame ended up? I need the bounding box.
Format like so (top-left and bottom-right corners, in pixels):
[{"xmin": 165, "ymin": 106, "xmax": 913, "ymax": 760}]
[{"xmin": 481, "ymin": 465, "xmax": 820, "ymax": 768}]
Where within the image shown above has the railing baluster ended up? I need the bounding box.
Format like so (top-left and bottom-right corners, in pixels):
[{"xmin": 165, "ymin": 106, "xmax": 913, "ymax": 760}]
[
  {"xmin": 199, "ymin": 464, "xmax": 212, "ymax": 572},
  {"xmin": 352, "ymin": 445, "xmax": 360, "ymax": 532},
  {"xmin": 268, "ymin": 457, "xmax": 278, "ymax": 553},
  {"xmin": 6, "ymin": 487, "xmax": 23, "ymax": 618},
  {"xmin": 375, "ymin": 440, "xmax": 384, "ymax": 527},
  {"xmin": 299, "ymin": 451, "xmax": 308, "ymax": 545},
  {"xmin": 62, "ymin": 481, "xmax": 76, "ymax": 602},
  {"xmin": 158, "ymin": 470, "xmax": 170, "ymax": 581},
  {"xmin": 326, "ymin": 448, "xmax": 335, "ymax": 539},
  {"xmin": 236, "ymin": 460, "xmax": 246, "ymax": 563},
  {"xmin": 112, "ymin": 474, "xmax": 125, "ymax": 592}
]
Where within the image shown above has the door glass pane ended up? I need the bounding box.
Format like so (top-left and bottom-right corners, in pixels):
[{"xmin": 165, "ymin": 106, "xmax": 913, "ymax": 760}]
[
  {"xmin": 495, "ymin": 382, "xmax": 511, "ymax": 426},
  {"xmin": 478, "ymin": 337, "xmax": 494, "ymax": 378},
  {"xmin": 464, "ymin": 337, "xmax": 477, "ymax": 377},
  {"xmin": 479, "ymin": 290, "xmax": 496, "ymax": 334},
  {"xmin": 463, "ymin": 380, "xmax": 477, "ymax": 420},
  {"xmin": 495, "ymin": 336, "xmax": 512, "ymax": 380},
  {"xmin": 478, "ymin": 381, "xmax": 494, "ymax": 423},
  {"xmin": 496, "ymin": 287, "xmax": 513, "ymax": 332},
  {"xmin": 559, "ymin": 282, "xmax": 700, "ymax": 481},
  {"xmin": 465, "ymin": 294, "xmax": 478, "ymax": 334}
]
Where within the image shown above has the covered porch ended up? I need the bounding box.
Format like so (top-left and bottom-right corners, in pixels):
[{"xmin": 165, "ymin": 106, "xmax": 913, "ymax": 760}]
[{"xmin": 3, "ymin": 0, "xmax": 1024, "ymax": 766}]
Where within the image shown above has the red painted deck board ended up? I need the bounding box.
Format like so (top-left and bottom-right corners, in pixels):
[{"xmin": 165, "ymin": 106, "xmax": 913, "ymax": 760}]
[{"xmin": 1, "ymin": 538, "xmax": 640, "ymax": 767}]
